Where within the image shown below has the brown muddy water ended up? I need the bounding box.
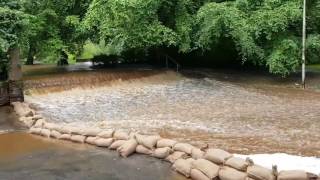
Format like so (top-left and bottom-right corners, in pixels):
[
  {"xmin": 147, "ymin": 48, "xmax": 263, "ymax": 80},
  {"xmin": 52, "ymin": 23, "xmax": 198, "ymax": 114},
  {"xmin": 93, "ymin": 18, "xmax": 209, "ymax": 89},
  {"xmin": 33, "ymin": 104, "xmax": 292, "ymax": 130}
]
[{"xmin": 19, "ymin": 63, "xmax": 320, "ymax": 157}]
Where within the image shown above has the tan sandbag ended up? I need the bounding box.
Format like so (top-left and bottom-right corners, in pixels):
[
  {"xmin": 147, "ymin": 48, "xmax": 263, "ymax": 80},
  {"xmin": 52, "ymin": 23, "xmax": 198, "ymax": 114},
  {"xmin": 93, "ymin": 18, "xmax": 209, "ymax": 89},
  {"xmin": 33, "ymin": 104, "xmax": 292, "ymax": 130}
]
[
  {"xmin": 192, "ymin": 159, "xmax": 220, "ymax": 179},
  {"xmin": 136, "ymin": 145, "xmax": 153, "ymax": 155},
  {"xmin": 225, "ymin": 157, "xmax": 250, "ymax": 171},
  {"xmin": 191, "ymin": 169, "xmax": 210, "ymax": 180},
  {"xmin": 152, "ymin": 147, "xmax": 173, "ymax": 159},
  {"xmin": 81, "ymin": 128, "xmax": 102, "ymax": 137},
  {"xmin": 50, "ymin": 130, "xmax": 61, "ymax": 139},
  {"xmin": 29, "ymin": 127, "xmax": 42, "ymax": 135},
  {"xmin": 135, "ymin": 134, "xmax": 161, "ymax": 149},
  {"xmin": 20, "ymin": 117, "xmax": 34, "ymax": 127},
  {"xmin": 109, "ymin": 140, "xmax": 126, "ymax": 150},
  {"xmin": 277, "ymin": 170, "xmax": 308, "ymax": 180},
  {"xmin": 172, "ymin": 158, "xmax": 195, "ymax": 178},
  {"xmin": 247, "ymin": 165, "xmax": 276, "ymax": 180},
  {"xmin": 70, "ymin": 127, "xmax": 84, "ymax": 135},
  {"xmin": 113, "ymin": 130, "xmax": 129, "ymax": 140},
  {"xmin": 85, "ymin": 136, "xmax": 98, "ymax": 145},
  {"xmin": 204, "ymin": 148, "xmax": 232, "ymax": 164},
  {"xmin": 44, "ymin": 123, "xmax": 59, "ymax": 130},
  {"xmin": 40, "ymin": 129, "xmax": 51, "ymax": 138},
  {"xmin": 94, "ymin": 138, "xmax": 114, "ymax": 147},
  {"xmin": 97, "ymin": 129, "xmax": 114, "ymax": 138},
  {"xmin": 31, "ymin": 114, "xmax": 43, "ymax": 121},
  {"xmin": 70, "ymin": 135, "xmax": 86, "ymax": 143},
  {"xmin": 33, "ymin": 119, "xmax": 46, "ymax": 128},
  {"xmin": 157, "ymin": 138, "xmax": 177, "ymax": 148},
  {"xmin": 219, "ymin": 166, "xmax": 247, "ymax": 180},
  {"xmin": 59, "ymin": 126, "xmax": 73, "ymax": 134},
  {"xmin": 117, "ymin": 139, "xmax": 138, "ymax": 157},
  {"xmin": 59, "ymin": 134, "xmax": 72, "ymax": 141},
  {"xmin": 12, "ymin": 102, "xmax": 34, "ymax": 117},
  {"xmin": 173, "ymin": 143, "xmax": 194, "ymax": 154},
  {"xmin": 191, "ymin": 148, "xmax": 205, "ymax": 160},
  {"xmin": 165, "ymin": 151, "xmax": 188, "ymax": 163}
]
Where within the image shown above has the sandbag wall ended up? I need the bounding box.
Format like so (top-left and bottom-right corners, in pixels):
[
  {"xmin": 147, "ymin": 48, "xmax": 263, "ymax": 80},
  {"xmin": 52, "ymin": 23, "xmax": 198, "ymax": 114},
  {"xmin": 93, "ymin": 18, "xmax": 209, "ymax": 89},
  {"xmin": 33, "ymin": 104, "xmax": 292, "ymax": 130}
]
[{"xmin": 12, "ymin": 102, "xmax": 319, "ymax": 180}]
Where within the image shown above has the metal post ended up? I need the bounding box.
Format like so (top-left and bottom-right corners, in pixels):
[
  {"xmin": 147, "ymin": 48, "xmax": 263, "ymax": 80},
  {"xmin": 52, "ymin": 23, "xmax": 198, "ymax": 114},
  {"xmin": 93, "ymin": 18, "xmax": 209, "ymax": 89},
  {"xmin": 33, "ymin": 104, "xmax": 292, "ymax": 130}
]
[{"xmin": 302, "ymin": 0, "xmax": 306, "ymax": 89}]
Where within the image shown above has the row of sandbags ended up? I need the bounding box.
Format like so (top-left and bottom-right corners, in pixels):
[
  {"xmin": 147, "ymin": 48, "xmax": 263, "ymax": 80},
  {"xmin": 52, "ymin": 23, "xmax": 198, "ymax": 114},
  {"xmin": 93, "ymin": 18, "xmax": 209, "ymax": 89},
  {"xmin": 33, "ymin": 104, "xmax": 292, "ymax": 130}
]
[{"xmin": 12, "ymin": 102, "xmax": 319, "ymax": 180}]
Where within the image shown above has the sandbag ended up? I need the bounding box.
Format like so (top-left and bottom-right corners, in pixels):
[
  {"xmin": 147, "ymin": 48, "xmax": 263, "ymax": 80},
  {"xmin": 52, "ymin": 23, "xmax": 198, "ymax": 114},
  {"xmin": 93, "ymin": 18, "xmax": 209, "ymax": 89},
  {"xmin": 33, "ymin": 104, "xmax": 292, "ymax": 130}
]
[
  {"xmin": 81, "ymin": 128, "xmax": 102, "ymax": 137},
  {"xmin": 136, "ymin": 145, "xmax": 153, "ymax": 155},
  {"xmin": 20, "ymin": 117, "xmax": 34, "ymax": 127},
  {"xmin": 33, "ymin": 119, "xmax": 46, "ymax": 128},
  {"xmin": 31, "ymin": 115, "xmax": 43, "ymax": 121},
  {"xmin": 94, "ymin": 138, "xmax": 114, "ymax": 147},
  {"xmin": 44, "ymin": 123, "xmax": 59, "ymax": 131},
  {"xmin": 70, "ymin": 127, "xmax": 84, "ymax": 135},
  {"xmin": 70, "ymin": 135, "xmax": 86, "ymax": 143},
  {"xmin": 172, "ymin": 158, "xmax": 195, "ymax": 178},
  {"xmin": 59, "ymin": 126, "xmax": 73, "ymax": 134},
  {"xmin": 277, "ymin": 170, "xmax": 308, "ymax": 180},
  {"xmin": 247, "ymin": 165, "xmax": 276, "ymax": 180},
  {"xmin": 135, "ymin": 134, "xmax": 160, "ymax": 149},
  {"xmin": 109, "ymin": 140, "xmax": 126, "ymax": 150},
  {"xmin": 97, "ymin": 129, "xmax": 114, "ymax": 138},
  {"xmin": 85, "ymin": 136, "xmax": 98, "ymax": 145},
  {"xmin": 40, "ymin": 128, "xmax": 51, "ymax": 138},
  {"xmin": 204, "ymin": 148, "xmax": 232, "ymax": 164},
  {"xmin": 219, "ymin": 166, "xmax": 247, "ymax": 180},
  {"xmin": 157, "ymin": 138, "xmax": 177, "ymax": 148},
  {"xmin": 191, "ymin": 169, "xmax": 210, "ymax": 180},
  {"xmin": 225, "ymin": 157, "xmax": 250, "ymax": 171},
  {"xmin": 173, "ymin": 143, "xmax": 194, "ymax": 154},
  {"xmin": 165, "ymin": 151, "xmax": 188, "ymax": 163},
  {"xmin": 192, "ymin": 159, "xmax": 220, "ymax": 179},
  {"xmin": 191, "ymin": 148, "xmax": 205, "ymax": 160},
  {"xmin": 12, "ymin": 102, "xmax": 34, "ymax": 117},
  {"xmin": 29, "ymin": 127, "xmax": 42, "ymax": 135},
  {"xmin": 117, "ymin": 139, "xmax": 138, "ymax": 157},
  {"xmin": 59, "ymin": 134, "xmax": 72, "ymax": 141},
  {"xmin": 50, "ymin": 130, "xmax": 62, "ymax": 139},
  {"xmin": 152, "ymin": 147, "xmax": 173, "ymax": 159},
  {"xmin": 113, "ymin": 130, "xmax": 129, "ymax": 140}
]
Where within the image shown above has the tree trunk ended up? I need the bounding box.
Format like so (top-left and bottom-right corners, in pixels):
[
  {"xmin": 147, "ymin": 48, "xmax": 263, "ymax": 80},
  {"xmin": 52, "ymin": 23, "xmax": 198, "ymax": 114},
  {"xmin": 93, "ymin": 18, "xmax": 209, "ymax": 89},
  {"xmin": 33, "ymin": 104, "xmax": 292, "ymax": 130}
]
[
  {"xmin": 8, "ymin": 47, "xmax": 22, "ymax": 81},
  {"xmin": 26, "ymin": 45, "xmax": 35, "ymax": 65}
]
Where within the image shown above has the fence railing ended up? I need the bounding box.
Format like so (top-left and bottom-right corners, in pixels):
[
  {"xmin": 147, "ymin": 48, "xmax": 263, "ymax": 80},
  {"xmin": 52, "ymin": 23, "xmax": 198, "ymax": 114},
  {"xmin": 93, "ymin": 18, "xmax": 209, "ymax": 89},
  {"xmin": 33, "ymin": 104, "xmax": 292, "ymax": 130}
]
[{"xmin": 164, "ymin": 54, "xmax": 180, "ymax": 72}]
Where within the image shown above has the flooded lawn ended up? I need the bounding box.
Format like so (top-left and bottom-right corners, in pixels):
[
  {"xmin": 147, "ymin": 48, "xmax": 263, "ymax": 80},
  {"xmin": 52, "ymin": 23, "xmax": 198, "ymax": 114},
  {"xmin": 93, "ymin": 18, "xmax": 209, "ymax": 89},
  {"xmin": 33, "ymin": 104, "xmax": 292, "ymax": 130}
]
[{"xmin": 23, "ymin": 66, "xmax": 320, "ymax": 157}]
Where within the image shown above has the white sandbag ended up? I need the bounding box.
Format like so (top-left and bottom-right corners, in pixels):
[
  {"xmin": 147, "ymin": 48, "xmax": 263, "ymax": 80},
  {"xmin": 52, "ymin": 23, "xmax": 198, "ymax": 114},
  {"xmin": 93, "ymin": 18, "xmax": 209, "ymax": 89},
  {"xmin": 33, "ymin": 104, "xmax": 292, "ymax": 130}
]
[
  {"xmin": 12, "ymin": 102, "xmax": 34, "ymax": 117},
  {"xmin": 33, "ymin": 119, "xmax": 46, "ymax": 128},
  {"xmin": 157, "ymin": 138, "xmax": 177, "ymax": 148},
  {"xmin": 191, "ymin": 148, "xmax": 205, "ymax": 160},
  {"xmin": 113, "ymin": 130, "xmax": 129, "ymax": 140},
  {"xmin": 165, "ymin": 151, "xmax": 188, "ymax": 163},
  {"xmin": 172, "ymin": 158, "xmax": 195, "ymax": 178},
  {"xmin": 94, "ymin": 138, "xmax": 114, "ymax": 147},
  {"xmin": 117, "ymin": 139, "xmax": 138, "ymax": 157},
  {"xmin": 31, "ymin": 115, "xmax": 43, "ymax": 121},
  {"xmin": 225, "ymin": 157, "xmax": 250, "ymax": 171},
  {"xmin": 192, "ymin": 159, "xmax": 220, "ymax": 179},
  {"xmin": 50, "ymin": 130, "xmax": 62, "ymax": 139},
  {"xmin": 44, "ymin": 123, "xmax": 59, "ymax": 131},
  {"xmin": 247, "ymin": 165, "xmax": 276, "ymax": 180},
  {"xmin": 59, "ymin": 126, "xmax": 73, "ymax": 134},
  {"xmin": 204, "ymin": 148, "xmax": 232, "ymax": 164},
  {"xmin": 81, "ymin": 128, "xmax": 102, "ymax": 137},
  {"xmin": 97, "ymin": 129, "xmax": 114, "ymax": 138},
  {"xmin": 20, "ymin": 117, "xmax": 34, "ymax": 127},
  {"xmin": 136, "ymin": 145, "xmax": 153, "ymax": 155},
  {"xmin": 277, "ymin": 170, "xmax": 308, "ymax": 180},
  {"xmin": 135, "ymin": 134, "xmax": 161, "ymax": 149},
  {"xmin": 59, "ymin": 134, "xmax": 72, "ymax": 141},
  {"xmin": 70, "ymin": 127, "xmax": 84, "ymax": 135},
  {"xmin": 40, "ymin": 128, "xmax": 51, "ymax": 138},
  {"xmin": 85, "ymin": 136, "xmax": 98, "ymax": 145},
  {"xmin": 70, "ymin": 135, "xmax": 86, "ymax": 143},
  {"xmin": 109, "ymin": 140, "xmax": 126, "ymax": 150},
  {"xmin": 29, "ymin": 127, "xmax": 42, "ymax": 135},
  {"xmin": 173, "ymin": 143, "xmax": 195, "ymax": 154},
  {"xmin": 191, "ymin": 169, "xmax": 210, "ymax": 180},
  {"xmin": 152, "ymin": 147, "xmax": 173, "ymax": 159},
  {"xmin": 219, "ymin": 166, "xmax": 248, "ymax": 180}
]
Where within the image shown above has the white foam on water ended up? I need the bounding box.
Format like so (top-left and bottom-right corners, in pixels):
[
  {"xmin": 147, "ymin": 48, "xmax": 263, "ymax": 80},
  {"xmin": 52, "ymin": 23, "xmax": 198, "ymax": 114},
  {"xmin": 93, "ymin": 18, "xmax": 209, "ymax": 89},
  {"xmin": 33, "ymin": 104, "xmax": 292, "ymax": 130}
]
[{"xmin": 235, "ymin": 153, "xmax": 320, "ymax": 175}]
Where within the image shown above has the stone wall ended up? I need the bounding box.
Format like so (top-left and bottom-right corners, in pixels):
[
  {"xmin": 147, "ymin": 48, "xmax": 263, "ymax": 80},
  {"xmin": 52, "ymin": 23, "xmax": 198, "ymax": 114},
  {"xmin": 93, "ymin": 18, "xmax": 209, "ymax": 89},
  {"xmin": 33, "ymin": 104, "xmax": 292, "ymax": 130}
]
[
  {"xmin": 0, "ymin": 81, "xmax": 24, "ymax": 106},
  {"xmin": 0, "ymin": 82, "xmax": 9, "ymax": 106}
]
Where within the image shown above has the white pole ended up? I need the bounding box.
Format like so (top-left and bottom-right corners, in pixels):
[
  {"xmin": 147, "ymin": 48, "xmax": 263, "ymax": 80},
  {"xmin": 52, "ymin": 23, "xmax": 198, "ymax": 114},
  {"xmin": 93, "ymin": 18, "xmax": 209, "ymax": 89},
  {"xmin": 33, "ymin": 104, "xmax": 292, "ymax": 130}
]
[{"xmin": 302, "ymin": 0, "xmax": 306, "ymax": 89}]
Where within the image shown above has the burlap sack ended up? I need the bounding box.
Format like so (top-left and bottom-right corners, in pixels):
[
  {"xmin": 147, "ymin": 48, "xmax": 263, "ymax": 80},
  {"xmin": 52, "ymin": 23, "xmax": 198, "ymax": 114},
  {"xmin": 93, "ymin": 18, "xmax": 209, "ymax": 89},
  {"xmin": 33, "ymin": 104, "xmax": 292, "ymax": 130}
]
[
  {"xmin": 152, "ymin": 147, "xmax": 173, "ymax": 159},
  {"xmin": 40, "ymin": 128, "xmax": 51, "ymax": 138},
  {"xmin": 191, "ymin": 169, "xmax": 211, "ymax": 180},
  {"xmin": 157, "ymin": 138, "xmax": 177, "ymax": 148},
  {"xmin": 51, "ymin": 130, "xmax": 62, "ymax": 139},
  {"xmin": 135, "ymin": 134, "xmax": 161, "ymax": 149},
  {"xmin": 81, "ymin": 128, "xmax": 102, "ymax": 137},
  {"xmin": 70, "ymin": 135, "xmax": 86, "ymax": 143},
  {"xmin": 33, "ymin": 119, "xmax": 46, "ymax": 128},
  {"xmin": 173, "ymin": 143, "xmax": 194, "ymax": 154},
  {"xmin": 113, "ymin": 130, "xmax": 129, "ymax": 140},
  {"xmin": 165, "ymin": 151, "xmax": 188, "ymax": 163},
  {"xmin": 219, "ymin": 166, "xmax": 247, "ymax": 180},
  {"xmin": 225, "ymin": 157, "xmax": 249, "ymax": 171},
  {"xmin": 109, "ymin": 140, "xmax": 126, "ymax": 150},
  {"xmin": 117, "ymin": 139, "xmax": 138, "ymax": 157},
  {"xmin": 277, "ymin": 170, "xmax": 308, "ymax": 180},
  {"xmin": 29, "ymin": 127, "xmax": 42, "ymax": 135},
  {"xmin": 204, "ymin": 149, "xmax": 232, "ymax": 164},
  {"xmin": 247, "ymin": 165, "xmax": 276, "ymax": 180},
  {"xmin": 192, "ymin": 159, "xmax": 220, "ymax": 179},
  {"xmin": 172, "ymin": 158, "xmax": 195, "ymax": 178},
  {"xmin": 136, "ymin": 145, "xmax": 153, "ymax": 155},
  {"xmin": 191, "ymin": 148, "xmax": 205, "ymax": 160},
  {"xmin": 97, "ymin": 129, "xmax": 115, "ymax": 138},
  {"xmin": 59, "ymin": 134, "xmax": 72, "ymax": 140},
  {"xmin": 94, "ymin": 138, "xmax": 114, "ymax": 147},
  {"xmin": 85, "ymin": 136, "xmax": 98, "ymax": 145}
]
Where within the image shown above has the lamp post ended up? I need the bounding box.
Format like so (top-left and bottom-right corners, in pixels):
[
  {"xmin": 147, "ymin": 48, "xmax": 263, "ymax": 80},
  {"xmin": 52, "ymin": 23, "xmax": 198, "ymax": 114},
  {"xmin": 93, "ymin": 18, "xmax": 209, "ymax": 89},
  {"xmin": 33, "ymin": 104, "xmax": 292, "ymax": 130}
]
[{"xmin": 302, "ymin": 0, "xmax": 306, "ymax": 89}]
